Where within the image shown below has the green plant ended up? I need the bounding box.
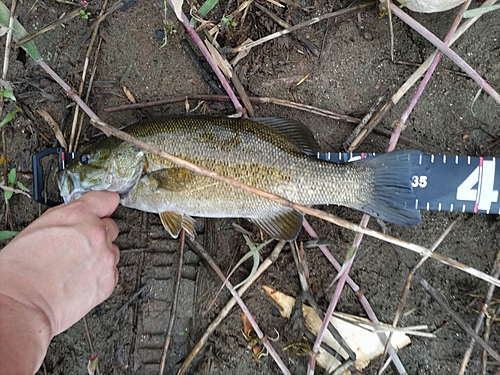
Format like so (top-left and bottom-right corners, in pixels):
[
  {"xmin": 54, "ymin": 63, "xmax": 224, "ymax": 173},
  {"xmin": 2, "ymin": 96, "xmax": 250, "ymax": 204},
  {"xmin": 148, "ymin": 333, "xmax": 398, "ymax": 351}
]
[
  {"xmin": 0, "ymin": 230, "xmax": 17, "ymax": 240},
  {"xmin": 161, "ymin": 20, "xmax": 177, "ymax": 47},
  {"xmin": 0, "ymin": 80, "xmax": 19, "ymax": 128},
  {"xmin": 160, "ymin": 0, "xmax": 177, "ymax": 47},
  {"xmin": 0, "ymin": 105, "xmax": 18, "ymax": 128},
  {"xmin": 79, "ymin": 9, "xmax": 91, "ymax": 20},
  {"xmin": 4, "ymin": 168, "xmax": 30, "ymax": 202},
  {"xmin": 221, "ymin": 15, "xmax": 236, "ymax": 27}
]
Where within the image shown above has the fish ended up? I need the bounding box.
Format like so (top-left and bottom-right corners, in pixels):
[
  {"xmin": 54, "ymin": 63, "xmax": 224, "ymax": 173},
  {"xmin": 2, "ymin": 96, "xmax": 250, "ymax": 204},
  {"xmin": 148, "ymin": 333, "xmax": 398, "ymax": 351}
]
[{"xmin": 58, "ymin": 116, "xmax": 421, "ymax": 241}]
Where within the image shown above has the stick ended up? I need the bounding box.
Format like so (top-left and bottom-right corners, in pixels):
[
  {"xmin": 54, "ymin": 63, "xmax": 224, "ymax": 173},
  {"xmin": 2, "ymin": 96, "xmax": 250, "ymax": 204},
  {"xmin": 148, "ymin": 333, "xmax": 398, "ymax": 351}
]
[
  {"xmin": 378, "ymin": 218, "xmax": 460, "ymax": 373},
  {"xmin": 187, "ymin": 237, "xmax": 291, "ymax": 375},
  {"xmin": 389, "ymin": 2, "xmax": 500, "ymax": 105},
  {"xmin": 386, "ymin": 0, "xmax": 472, "ymax": 151},
  {"xmin": 177, "ymin": 241, "xmax": 285, "ymax": 375},
  {"xmin": 224, "ymin": 2, "xmax": 375, "ymax": 54},
  {"xmin": 69, "ymin": 0, "xmax": 109, "ymax": 152},
  {"xmin": 348, "ymin": 0, "xmax": 499, "ymax": 149},
  {"xmin": 17, "ymin": 7, "xmax": 83, "ymax": 45},
  {"xmin": 458, "ymin": 249, "xmax": 500, "ymax": 374},
  {"xmin": 167, "ymin": 0, "xmax": 244, "ymax": 115},
  {"xmin": 393, "ymin": 245, "xmax": 500, "ymax": 363},
  {"xmin": 1, "ymin": 0, "xmax": 17, "ymax": 232},
  {"xmin": 159, "ymin": 230, "xmax": 185, "ymax": 375},
  {"xmin": 302, "ymin": 219, "xmax": 408, "ymax": 374}
]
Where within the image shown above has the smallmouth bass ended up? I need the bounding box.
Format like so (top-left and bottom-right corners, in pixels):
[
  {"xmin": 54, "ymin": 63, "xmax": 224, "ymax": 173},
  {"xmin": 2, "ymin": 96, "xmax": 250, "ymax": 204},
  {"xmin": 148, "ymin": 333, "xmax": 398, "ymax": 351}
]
[{"xmin": 58, "ymin": 116, "xmax": 421, "ymax": 240}]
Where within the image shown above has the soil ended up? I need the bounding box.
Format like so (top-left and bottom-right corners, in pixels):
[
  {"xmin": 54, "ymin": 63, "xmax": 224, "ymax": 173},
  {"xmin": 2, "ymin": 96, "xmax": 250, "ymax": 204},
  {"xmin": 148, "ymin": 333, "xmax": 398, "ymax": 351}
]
[{"xmin": 1, "ymin": 0, "xmax": 500, "ymax": 374}]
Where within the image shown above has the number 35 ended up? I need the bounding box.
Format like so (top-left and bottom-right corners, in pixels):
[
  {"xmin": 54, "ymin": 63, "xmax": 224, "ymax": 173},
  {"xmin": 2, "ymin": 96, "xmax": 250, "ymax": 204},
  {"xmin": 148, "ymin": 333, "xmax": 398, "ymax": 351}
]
[{"xmin": 411, "ymin": 175, "xmax": 427, "ymax": 188}]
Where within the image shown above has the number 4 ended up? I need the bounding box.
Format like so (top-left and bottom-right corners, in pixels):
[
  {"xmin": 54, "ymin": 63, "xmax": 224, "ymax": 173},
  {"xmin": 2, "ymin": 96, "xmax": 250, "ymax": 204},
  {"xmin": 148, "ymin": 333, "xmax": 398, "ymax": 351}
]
[{"xmin": 456, "ymin": 159, "xmax": 498, "ymax": 211}]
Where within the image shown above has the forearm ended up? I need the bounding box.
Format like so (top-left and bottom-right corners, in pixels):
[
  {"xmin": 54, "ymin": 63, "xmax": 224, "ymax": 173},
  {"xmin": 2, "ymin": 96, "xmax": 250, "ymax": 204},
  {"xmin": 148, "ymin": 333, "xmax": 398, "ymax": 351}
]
[{"xmin": 0, "ymin": 293, "xmax": 52, "ymax": 375}]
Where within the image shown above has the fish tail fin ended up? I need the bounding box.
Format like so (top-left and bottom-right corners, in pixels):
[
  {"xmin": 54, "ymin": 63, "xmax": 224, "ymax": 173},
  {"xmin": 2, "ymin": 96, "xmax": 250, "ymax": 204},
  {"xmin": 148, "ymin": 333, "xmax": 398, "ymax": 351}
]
[{"xmin": 356, "ymin": 150, "xmax": 422, "ymax": 225}]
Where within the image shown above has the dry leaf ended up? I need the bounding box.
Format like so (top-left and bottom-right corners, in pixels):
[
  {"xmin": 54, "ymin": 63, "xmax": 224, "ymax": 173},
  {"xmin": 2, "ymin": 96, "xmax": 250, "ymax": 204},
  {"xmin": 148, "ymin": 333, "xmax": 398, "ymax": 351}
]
[
  {"xmin": 121, "ymin": 85, "xmax": 137, "ymax": 104},
  {"xmin": 37, "ymin": 109, "xmax": 67, "ymax": 150},
  {"xmin": 204, "ymin": 40, "xmax": 232, "ymax": 79},
  {"xmin": 170, "ymin": 0, "xmax": 184, "ymax": 22},
  {"xmin": 230, "ymin": 38, "xmax": 253, "ymax": 67},
  {"xmin": 263, "ymin": 286, "xmax": 411, "ymax": 374}
]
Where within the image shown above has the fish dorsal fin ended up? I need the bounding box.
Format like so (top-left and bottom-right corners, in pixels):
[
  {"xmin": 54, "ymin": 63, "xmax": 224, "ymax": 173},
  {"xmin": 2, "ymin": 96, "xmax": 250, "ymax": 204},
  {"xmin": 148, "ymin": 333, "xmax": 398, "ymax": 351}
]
[
  {"xmin": 159, "ymin": 211, "xmax": 196, "ymax": 238},
  {"xmin": 149, "ymin": 168, "xmax": 194, "ymax": 192},
  {"xmin": 251, "ymin": 117, "xmax": 321, "ymax": 155},
  {"xmin": 249, "ymin": 209, "xmax": 303, "ymax": 241}
]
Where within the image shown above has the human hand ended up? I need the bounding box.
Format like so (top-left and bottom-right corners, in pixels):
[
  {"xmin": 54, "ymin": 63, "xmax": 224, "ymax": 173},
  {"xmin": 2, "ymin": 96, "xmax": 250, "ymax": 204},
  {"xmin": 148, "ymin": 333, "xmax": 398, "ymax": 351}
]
[{"xmin": 0, "ymin": 191, "xmax": 120, "ymax": 337}]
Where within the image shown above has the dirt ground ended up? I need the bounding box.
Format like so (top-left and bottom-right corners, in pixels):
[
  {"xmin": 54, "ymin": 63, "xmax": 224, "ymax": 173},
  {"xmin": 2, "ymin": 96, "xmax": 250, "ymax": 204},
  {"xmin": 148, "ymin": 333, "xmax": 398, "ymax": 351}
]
[{"xmin": 1, "ymin": 0, "xmax": 500, "ymax": 374}]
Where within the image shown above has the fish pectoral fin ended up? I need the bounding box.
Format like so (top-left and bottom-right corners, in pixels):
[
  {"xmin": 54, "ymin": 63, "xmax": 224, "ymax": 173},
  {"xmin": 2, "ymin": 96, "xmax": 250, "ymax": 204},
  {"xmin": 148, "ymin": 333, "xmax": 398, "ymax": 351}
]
[
  {"xmin": 249, "ymin": 209, "xmax": 303, "ymax": 241},
  {"xmin": 148, "ymin": 168, "xmax": 195, "ymax": 192},
  {"xmin": 159, "ymin": 211, "xmax": 196, "ymax": 238}
]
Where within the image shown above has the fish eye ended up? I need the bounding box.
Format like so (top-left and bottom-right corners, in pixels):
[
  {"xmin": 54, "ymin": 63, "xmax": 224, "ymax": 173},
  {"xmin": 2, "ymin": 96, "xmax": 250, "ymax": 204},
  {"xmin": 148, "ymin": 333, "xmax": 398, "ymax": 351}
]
[{"xmin": 80, "ymin": 154, "xmax": 91, "ymax": 165}]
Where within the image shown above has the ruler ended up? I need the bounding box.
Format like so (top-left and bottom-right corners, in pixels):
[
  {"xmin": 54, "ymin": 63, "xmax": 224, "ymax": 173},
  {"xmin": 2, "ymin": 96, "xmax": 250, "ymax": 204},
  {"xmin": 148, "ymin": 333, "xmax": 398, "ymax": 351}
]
[{"xmin": 318, "ymin": 152, "xmax": 500, "ymax": 215}]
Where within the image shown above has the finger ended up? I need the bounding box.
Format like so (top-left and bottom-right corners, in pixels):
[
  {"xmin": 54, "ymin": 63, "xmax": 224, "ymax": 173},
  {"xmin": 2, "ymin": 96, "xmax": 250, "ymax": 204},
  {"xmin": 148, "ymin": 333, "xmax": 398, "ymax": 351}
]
[
  {"xmin": 77, "ymin": 191, "xmax": 120, "ymax": 218},
  {"xmin": 114, "ymin": 267, "xmax": 119, "ymax": 286},
  {"xmin": 101, "ymin": 217, "xmax": 119, "ymax": 242},
  {"xmin": 111, "ymin": 244, "xmax": 120, "ymax": 267}
]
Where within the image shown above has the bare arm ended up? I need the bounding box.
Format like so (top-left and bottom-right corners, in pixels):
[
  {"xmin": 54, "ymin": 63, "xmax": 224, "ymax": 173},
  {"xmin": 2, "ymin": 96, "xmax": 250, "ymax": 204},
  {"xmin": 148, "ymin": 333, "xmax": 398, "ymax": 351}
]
[{"xmin": 0, "ymin": 191, "xmax": 120, "ymax": 374}]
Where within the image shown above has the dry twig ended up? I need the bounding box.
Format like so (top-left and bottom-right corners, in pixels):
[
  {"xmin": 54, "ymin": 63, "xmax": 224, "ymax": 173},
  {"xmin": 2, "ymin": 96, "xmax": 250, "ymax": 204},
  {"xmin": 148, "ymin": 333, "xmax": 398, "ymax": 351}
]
[
  {"xmin": 302, "ymin": 219, "xmax": 408, "ymax": 374},
  {"xmin": 224, "ymin": 2, "xmax": 375, "ymax": 54},
  {"xmin": 177, "ymin": 241, "xmax": 285, "ymax": 375},
  {"xmin": 389, "ymin": 2, "xmax": 500, "ymax": 104},
  {"xmin": 69, "ymin": 0, "xmax": 108, "ymax": 152},
  {"xmin": 458, "ymin": 248, "xmax": 500, "ymax": 374},
  {"xmin": 378, "ymin": 218, "xmax": 460, "ymax": 373},
  {"xmin": 1, "ymin": 0, "xmax": 17, "ymax": 231},
  {"xmin": 187, "ymin": 237, "xmax": 291, "ymax": 374},
  {"xmin": 17, "ymin": 7, "xmax": 83, "ymax": 45},
  {"xmin": 159, "ymin": 230, "xmax": 186, "ymax": 375},
  {"xmin": 347, "ymin": 0, "xmax": 499, "ymax": 149}
]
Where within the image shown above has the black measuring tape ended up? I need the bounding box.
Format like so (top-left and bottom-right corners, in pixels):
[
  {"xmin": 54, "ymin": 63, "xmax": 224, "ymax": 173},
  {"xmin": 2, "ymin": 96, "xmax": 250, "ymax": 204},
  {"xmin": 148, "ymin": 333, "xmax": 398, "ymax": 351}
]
[
  {"xmin": 31, "ymin": 148, "xmax": 500, "ymax": 216},
  {"xmin": 318, "ymin": 152, "xmax": 499, "ymax": 215}
]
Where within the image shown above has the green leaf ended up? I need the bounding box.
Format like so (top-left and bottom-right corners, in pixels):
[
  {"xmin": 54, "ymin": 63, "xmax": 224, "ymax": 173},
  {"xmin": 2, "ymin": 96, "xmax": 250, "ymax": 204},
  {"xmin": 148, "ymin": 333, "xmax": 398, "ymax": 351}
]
[
  {"xmin": 1, "ymin": 89, "xmax": 15, "ymax": 101},
  {"xmin": 0, "ymin": 230, "xmax": 18, "ymax": 240},
  {"xmin": 16, "ymin": 181, "xmax": 30, "ymax": 192},
  {"xmin": 197, "ymin": 0, "xmax": 218, "ymax": 17},
  {"xmin": 4, "ymin": 189, "xmax": 12, "ymax": 201},
  {"xmin": 463, "ymin": 5, "xmax": 500, "ymax": 18},
  {"xmin": 0, "ymin": 25, "xmax": 8, "ymax": 36},
  {"xmin": 0, "ymin": 107, "xmax": 19, "ymax": 128},
  {"xmin": 0, "ymin": 79, "xmax": 16, "ymax": 101},
  {"xmin": 0, "ymin": 1, "xmax": 42, "ymax": 61},
  {"xmin": 7, "ymin": 168, "xmax": 16, "ymax": 185}
]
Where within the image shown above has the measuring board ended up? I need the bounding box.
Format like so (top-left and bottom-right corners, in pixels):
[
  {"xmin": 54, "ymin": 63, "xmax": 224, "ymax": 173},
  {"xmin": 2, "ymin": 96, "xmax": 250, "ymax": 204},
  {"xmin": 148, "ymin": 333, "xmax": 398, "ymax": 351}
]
[
  {"xmin": 318, "ymin": 152, "xmax": 500, "ymax": 215},
  {"xmin": 32, "ymin": 148, "xmax": 500, "ymax": 215}
]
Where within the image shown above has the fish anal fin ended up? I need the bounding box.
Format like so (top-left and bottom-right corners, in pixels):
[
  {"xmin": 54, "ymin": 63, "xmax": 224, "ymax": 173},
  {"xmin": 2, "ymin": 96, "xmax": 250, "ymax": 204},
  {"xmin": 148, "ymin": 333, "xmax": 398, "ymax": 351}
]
[
  {"xmin": 181, "ymin": 215, "xmax": 196, "ymax": 238},
  {"xmin": 159, "ymin": 211, "xmax": 196, "ymax": 238},
  {"xmin": 249, "ymin": 209, "xmax": 303, "ymax": 241}
]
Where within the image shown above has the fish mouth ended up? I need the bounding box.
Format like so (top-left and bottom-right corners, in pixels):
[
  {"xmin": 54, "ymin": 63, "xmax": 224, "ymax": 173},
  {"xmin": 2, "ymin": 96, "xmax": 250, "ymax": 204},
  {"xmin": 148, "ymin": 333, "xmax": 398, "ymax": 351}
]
[{"xmin": 58, "ymin": 170, "xmax": 88, "ymax": 203}]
